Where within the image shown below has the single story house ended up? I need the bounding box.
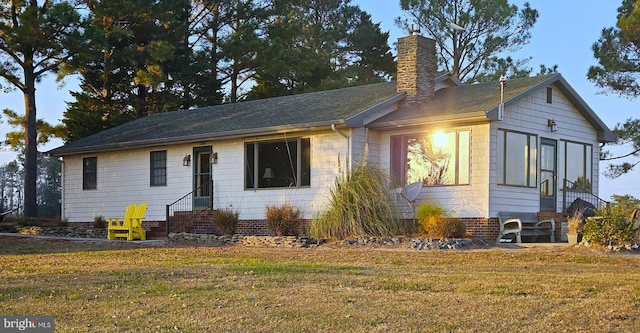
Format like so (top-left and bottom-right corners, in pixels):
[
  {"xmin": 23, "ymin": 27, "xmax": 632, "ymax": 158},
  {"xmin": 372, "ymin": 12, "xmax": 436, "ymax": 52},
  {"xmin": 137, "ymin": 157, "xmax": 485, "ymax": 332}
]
[{"xmin": 49, "ymin": 33, "xmax": 615, "ymax": 240}]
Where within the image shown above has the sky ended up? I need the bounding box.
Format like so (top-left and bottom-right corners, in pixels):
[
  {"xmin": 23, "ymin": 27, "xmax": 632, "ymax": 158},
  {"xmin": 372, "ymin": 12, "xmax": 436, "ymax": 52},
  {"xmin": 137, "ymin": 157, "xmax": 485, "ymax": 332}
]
[{"xmin": 0, "ymin": 0, "xmax": 638, "ymax": 200}]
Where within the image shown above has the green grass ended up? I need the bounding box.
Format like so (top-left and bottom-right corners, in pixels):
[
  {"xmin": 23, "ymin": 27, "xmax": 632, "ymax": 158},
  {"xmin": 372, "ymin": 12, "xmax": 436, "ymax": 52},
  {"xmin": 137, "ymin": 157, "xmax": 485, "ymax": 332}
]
[{"xmin": 1, "ymin": 236, "xmax": 640, "ymax": 332}]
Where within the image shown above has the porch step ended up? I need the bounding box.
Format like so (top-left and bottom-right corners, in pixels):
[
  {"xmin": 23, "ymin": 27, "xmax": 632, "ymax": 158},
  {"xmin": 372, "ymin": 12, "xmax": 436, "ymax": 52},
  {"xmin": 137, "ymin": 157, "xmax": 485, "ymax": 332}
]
[{"xmin": 146, "ymin": 222, "xmax": 167, "ymax": 240}]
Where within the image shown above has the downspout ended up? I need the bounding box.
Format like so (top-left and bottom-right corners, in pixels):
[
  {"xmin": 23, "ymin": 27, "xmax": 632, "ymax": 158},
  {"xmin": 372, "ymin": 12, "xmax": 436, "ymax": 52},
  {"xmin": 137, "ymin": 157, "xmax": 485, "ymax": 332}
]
[
  {"xmin": 59, "ymin": 157, "xmax": 65, "ymax": 221},
  {"xmin": 331, "ymin": 124, "xmax": 350, "ymax": 173}
]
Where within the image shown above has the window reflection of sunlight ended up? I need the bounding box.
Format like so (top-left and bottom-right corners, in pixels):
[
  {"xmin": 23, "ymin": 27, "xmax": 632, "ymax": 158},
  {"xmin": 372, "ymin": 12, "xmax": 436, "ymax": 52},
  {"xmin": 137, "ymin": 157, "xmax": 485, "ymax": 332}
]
[{"xmin": 432, "ymin": 131, "xmax": 447, "ymax": 148}]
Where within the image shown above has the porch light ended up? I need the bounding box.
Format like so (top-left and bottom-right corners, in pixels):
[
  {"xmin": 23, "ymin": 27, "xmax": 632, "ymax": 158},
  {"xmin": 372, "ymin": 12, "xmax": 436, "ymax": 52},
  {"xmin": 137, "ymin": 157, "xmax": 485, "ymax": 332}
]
[
  {"xmin": 183, "ymin": 154, "xmax": 191, "ymax": 166},
  {"xmin": 547, "ymin": 119, "xmax": 557, "ymax": 132},
  {"xmin": 211, "ymin": 152, "xmax": 218, "ymax": 164}
]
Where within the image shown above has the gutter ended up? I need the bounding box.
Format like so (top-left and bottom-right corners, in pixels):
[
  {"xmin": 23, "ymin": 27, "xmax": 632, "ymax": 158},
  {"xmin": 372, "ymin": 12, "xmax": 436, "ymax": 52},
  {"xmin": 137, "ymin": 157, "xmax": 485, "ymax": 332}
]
[{"xmin": 331, "ymin": 124, "xmax": 351, "ymax": 173}]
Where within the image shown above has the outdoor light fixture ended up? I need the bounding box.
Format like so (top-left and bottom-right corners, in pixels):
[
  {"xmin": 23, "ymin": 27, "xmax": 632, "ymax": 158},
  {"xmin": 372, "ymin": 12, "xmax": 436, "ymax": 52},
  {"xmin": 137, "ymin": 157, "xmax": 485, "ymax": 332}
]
[
  {"xmin": 183, "ymin": 154, "xmax": 191, "ymax": 166},
  {"xmin": 211, "ymin": 152, "xmax": 218, "ymax": 164},
  {"xmin": 547, "ymin": 119, "xmax": 557, "ymax": 132}
]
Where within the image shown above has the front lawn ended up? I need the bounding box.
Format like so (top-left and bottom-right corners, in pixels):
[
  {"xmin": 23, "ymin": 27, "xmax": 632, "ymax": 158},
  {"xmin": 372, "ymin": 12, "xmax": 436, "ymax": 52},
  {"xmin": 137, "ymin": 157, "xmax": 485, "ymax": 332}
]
[{"xmin": 1, "ymin": 236, "xmax": 639, "ymax": 332}]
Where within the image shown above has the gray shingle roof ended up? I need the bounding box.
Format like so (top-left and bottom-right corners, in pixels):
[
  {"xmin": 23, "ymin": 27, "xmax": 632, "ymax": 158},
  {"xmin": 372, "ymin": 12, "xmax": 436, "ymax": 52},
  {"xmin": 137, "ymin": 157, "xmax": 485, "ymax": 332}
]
[
  {"xmin": 369, "ymin": 73, "xmax": 616, "ymax": 142},
  {"xmin": 48, "ymin": 73, "xmax": 615, "ymax": 157},
  {"xmin": 49, "ymin": 82, "xmax": 401, "ymax": 156},
  {"xmin": 370, "ymin": 74, "xmax": 556, "ymax": 126}
]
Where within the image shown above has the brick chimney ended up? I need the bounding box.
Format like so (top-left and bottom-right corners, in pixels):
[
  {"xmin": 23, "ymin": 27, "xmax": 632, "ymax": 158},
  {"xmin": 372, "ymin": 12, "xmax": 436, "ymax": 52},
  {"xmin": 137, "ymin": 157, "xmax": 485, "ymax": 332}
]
[{"xmin": 396, "ymin": 34, "xmax": 436, "ymax": 105}]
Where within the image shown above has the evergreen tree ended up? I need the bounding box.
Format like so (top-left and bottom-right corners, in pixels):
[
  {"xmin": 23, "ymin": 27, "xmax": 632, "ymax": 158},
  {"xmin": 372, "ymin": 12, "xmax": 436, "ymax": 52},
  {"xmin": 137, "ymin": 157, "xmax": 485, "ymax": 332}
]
[
  {"xmin": 589, "ymin": 0, "xmax": 640, "ymax": 178},
  {"xmin": 247, "ymin": 0, "xmax": 395, "ymax": 99},
  {"xmin": 62, "ymin": 0, "xmax": 194, "ymax": 141},
  {"xmin": 0, "ymin": 0, "xmax": 84, "ymax": 217}
]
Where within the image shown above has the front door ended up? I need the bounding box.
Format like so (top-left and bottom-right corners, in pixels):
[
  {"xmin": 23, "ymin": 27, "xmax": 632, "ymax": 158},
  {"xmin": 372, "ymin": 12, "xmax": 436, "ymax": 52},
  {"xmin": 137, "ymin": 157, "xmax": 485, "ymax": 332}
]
[
  {"xmin": 193, "ymin": 146, "xmax": 212, "ymax": 209},
  {"xmin": 540, "ymin": 138, "xmax": 557, "ymax": 212}
]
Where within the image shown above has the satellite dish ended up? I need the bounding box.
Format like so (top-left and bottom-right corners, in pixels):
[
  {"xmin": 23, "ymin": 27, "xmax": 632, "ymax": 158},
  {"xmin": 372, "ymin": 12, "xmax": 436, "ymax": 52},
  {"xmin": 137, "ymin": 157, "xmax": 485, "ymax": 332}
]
[
  {"xmin": 402, "ymin": 182, "xmax": 422, "ymax": 203},
  {"xmin": 396, "ymin": 182, "xmax": 422, "ymax": 230}
]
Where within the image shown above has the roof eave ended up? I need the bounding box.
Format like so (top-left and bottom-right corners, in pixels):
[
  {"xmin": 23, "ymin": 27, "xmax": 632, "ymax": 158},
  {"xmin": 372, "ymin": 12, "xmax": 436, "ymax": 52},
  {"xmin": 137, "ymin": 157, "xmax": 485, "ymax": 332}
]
[
  {"xmin": 48, "ymin": 120, "xmax": 344, "ymax": 157},
  {"xmin": 494, "ymin": 74, "xmax": 616, "ymax": 143},
  {"xmin": 367, "ymin": 111, "xmax": 490, "ymax": 129}
]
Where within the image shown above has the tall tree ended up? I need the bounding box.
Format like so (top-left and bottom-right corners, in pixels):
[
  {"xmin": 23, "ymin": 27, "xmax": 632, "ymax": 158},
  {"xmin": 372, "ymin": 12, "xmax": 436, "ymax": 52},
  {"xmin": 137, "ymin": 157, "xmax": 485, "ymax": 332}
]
[
  {"xmin": 396, "ymin": 0, "xmax": 539, "ymax": 82},
  {"xmin": 0, "ymin": 0, "xmax": 84, "ymax": 217},
  {"xmin": 247, "ymin": 0, "xmax": 395, "ymax": 99},
  {"xmin": 589, "ymin": 0, "xmax": 640, "ymax": 178},
  {"xmin": 62, "ymin": 0, "xmax": 193, "ymax": 141},
  {"xmin": 2, "ymin": 108, "xmax": 66, "ymax": 152},
  {"xmin": 589, "ymin": 0, "xmax": 640, "ymax": 98},
  {"xmin": 190, "ymin": 0, "xmax": 268, "ymax": 103}
]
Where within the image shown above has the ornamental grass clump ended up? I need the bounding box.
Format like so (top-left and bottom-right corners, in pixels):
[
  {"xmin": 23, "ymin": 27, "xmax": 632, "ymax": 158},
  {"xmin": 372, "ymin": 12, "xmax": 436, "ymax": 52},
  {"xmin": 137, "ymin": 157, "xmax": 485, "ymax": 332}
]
[
  {"xmin": 266, "ymin": 204, "xmax": 301, "ymax": 236},
  {"xmin": 310, "ymin": 163, "xmax": 402, "ymax": 240},
  {"xmin": 416, "ymin": 202, "xmax": 465, "ymax": 239},
  {"xmin": 566, "ymin": 211, "xmax": 583, "ymax": 234},
  {"xmin": 214, "ymin": 208, "xmax": 239, "ymax": 235}
]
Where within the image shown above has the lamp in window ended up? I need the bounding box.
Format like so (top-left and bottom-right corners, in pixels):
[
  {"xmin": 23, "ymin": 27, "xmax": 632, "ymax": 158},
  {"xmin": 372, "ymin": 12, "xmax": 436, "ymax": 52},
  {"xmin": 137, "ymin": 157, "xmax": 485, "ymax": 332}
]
[
  {"xmin": 547, "ymin": 119, "xmax": 557, "ymax": 132},
  {"xmin": 263, "ymin": 167, "xmax": 274, "ymax": 186},
  {"xmin": 183, "ymin": 154, "xmax": 191, "ymax": 166}
]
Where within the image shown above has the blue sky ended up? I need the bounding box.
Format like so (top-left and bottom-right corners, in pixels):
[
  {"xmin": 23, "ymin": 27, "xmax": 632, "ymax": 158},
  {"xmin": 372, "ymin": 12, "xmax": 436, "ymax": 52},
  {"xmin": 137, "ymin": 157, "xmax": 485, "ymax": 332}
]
[{"xmin": 1, "ymin": 0, "xmax": 637, "ymax": 200}]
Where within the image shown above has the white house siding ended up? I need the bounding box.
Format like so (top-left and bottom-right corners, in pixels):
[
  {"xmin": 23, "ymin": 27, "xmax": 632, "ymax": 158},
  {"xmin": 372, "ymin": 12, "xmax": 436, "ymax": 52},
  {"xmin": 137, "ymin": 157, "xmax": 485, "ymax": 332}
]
[
  {"xmin": 375, "ymin": 123, "xmax": 491, "ymax": 219},
  {"xmin": 211, "ymin": 130, "xmax": 348, "ymax": 220},
  {"xmin": 62, "ymin": 130, "xmax": 350, "ymax": 223},
  {"xmin": 61, "ymin": 145, "xmax": 194, "ymax": 222},
  {"xmin": 489, "ymin": 84, "xmax": 600, "ymax": 217}
]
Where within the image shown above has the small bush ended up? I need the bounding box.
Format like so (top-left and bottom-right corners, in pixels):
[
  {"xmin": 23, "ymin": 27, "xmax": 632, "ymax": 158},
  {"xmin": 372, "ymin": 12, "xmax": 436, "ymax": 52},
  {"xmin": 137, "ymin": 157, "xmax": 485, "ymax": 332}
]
[
  {"xmin": 19, "ymin": 226, "xmax": 42, "ymax": 235},
  {"xmin": 57, "ymin": 219, "xmax": 70, "ymax": 227},
  {"xmin": 266, "ymin": 204, "xmax": 301, "ymax": 236},
  {"xmin": 416, "ymin": 202, "xmax": 465, "ymax": 239},
  {"xmin": 583, "ymin": 203, "xmax": 639, "ymax": 247},
  {"xmin": 0, "ymin": 223, "xmax": 17, "ymax": 233},
  {"xmin": 15, "ymin": 216, "xmax": 41, "ymax": 227},
  {"xmin": 94, "ymin": 216, "xmax": 107, "ymax": 228},
  {"xmin": 214, "ymin": 208, "xmax": 239, "ymax": 235}
]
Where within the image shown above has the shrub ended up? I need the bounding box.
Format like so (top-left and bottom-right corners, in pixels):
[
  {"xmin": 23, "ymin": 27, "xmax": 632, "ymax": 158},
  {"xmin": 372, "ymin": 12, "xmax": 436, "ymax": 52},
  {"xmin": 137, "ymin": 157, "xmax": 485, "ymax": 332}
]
[
  {"xmin": 57, "ymin": 219, "xmax": 70, "ymax": 227},
  {"xmin": 0, "ymin": 223, "xmax": 17, "ymax": 233},
  {"xmin": 583, "ymin": 202, "xmax": 639, "ymax": 247},
  {"xmin": 15, "ymin": 216, "xmax": 41, "ymax": 227},
  {"xmin": 94, "ymin": 216, "xmax": 107, "ymax": 228},
  {"xmin": 266, "ymin": 204, "xmax": 301, "ymax": 236},
  {"xmin": 214, "ymin": 208, "xmax": 239, "ymax": 235},
  {"xmin": 310, "ymin": 163, "xmax": 403, "ymax": 240},
  {"xmin": 416, "ymin": 202, "xmax": 465, "ymax": 239},
  {"xmin": 19, "ymin": 226, "xmax": 42, "ymax": 235}
]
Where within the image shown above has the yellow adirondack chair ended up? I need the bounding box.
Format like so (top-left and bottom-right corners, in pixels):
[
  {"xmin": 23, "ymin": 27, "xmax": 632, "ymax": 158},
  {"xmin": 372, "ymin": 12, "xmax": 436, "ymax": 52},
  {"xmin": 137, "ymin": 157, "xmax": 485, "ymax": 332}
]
[{"xmin": 107, "ymin": 203, "xmax": 147, "ymax": 240}]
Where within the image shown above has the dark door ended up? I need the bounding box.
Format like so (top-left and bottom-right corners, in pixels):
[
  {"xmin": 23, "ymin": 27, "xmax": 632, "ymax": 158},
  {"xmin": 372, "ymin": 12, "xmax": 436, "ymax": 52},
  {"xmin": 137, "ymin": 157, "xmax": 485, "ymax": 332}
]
[
  {"xmin": 193, "ymin": 146, "xmax": 212, "ymax": 209},
  {"xmin": 540, "ymin": 138, "xmax": 557, "ymax": 212}
]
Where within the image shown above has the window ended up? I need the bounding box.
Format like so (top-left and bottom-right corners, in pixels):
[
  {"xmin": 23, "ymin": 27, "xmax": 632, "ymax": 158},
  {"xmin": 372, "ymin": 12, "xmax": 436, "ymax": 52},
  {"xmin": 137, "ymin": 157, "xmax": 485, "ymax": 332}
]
[
  {"xmin": 83, "ymin": 157, "xmax": 97, "ymax": 190},
  {"xmin": 150, "ymin": 150, "xmax": 167, "ymax": 186},
  {"xmin": 546, "ymin": 87, "xmax": 553, "ymax": 104},
  {"xmin": 245, "ymin": 138, "xmax": 311, "ymax": 189},
  {"xmin": 391, "ymin": 130, "xmax": 470, "ymax": 186},
  {"xmin": 497, "ymin": 130, "xmax": 537, "ymax": 187},
  {"xmin": 564, "ymin": 141, "xmax": 592, "ymax": 190}
]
